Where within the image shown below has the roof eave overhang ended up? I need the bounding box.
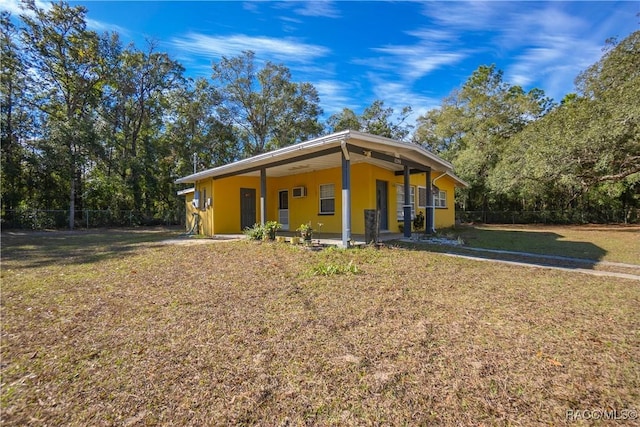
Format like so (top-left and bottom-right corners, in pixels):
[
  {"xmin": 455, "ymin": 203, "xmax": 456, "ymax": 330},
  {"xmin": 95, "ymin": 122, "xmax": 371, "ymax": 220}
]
[{"xmin": 175, "ymin": 130, "xmax": 456, "ymax": 184}]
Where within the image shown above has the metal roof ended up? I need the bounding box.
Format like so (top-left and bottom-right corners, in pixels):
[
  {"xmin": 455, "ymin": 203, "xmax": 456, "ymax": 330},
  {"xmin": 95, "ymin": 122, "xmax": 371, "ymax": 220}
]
[{"xmin": 175, "ymin": 130, "xmax": 468, "ymax": 187}]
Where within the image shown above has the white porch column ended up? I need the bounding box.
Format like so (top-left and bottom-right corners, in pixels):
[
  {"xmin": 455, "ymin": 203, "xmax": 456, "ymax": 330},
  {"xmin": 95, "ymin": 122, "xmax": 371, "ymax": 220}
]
[
  {"xmin": 260, "ymin": 168, "xmax": 266, "ymax": 225},
  {"xmin": 341, "ymin": 142, "xmax": 351, "ymax": 248},
  {"xmin": 403, "ymin": 165, "xmax": 412, "ymax": 238}
]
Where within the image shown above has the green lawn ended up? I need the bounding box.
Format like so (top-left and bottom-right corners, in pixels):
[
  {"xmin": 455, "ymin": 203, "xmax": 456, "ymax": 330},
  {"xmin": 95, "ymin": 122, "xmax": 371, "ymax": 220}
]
[{"xmin": 2, "ymin": 229, "xmax": 639, "ymax": 425}]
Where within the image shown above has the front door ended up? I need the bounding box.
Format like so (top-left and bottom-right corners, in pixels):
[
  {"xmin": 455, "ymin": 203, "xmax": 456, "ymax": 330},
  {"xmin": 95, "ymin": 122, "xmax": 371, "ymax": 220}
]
[
  {"xmin": 376, "ymin": 180, "xmax": 388, "ymax": 230},
  {"xmin": 278, "ymin": 190, "xmax": 289, "ymax": 230},
  {"xmin": 240, "ymin": 188, "xmax": 256, "ymax": 231}
]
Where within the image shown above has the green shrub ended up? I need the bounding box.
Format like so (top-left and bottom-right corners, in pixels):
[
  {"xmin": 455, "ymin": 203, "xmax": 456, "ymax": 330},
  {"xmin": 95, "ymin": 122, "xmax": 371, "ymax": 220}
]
[
  {"xmin": 244, "ymin": 221, "xmax": 282, "ymax": 241},
  {"xmin": 263, "ymin": 221, "xmax": 282, "ymax": 240},
  {"xmin": 244, "ymin": 223, "xmax": 265, "ymax": 240},
  {"xmin": 310, "ymin": 260, "xmax": 359, "ymax": 276}
]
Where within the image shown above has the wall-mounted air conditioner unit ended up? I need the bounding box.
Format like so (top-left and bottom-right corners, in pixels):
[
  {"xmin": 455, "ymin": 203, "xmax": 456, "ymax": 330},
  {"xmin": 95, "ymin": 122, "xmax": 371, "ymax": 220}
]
[{"xmin": 292, "ymin": 186, "xmax": 307, "ymax": 198}]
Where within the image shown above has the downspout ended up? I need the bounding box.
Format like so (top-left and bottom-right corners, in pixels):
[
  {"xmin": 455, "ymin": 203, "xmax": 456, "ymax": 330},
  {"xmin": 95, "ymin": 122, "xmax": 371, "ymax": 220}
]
[{"xmin": 341, "ymin": 140, "xmax": 351, "ymax": 248}]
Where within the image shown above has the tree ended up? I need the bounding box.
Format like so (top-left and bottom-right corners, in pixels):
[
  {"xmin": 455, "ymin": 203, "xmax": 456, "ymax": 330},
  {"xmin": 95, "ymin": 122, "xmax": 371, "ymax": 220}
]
[
  {"xmin": 574, "ymin": 32, "xmax": 640, "ymax": 184},
  {"xmin": 493, "ymin": 31, "xmax": 640, "ymax": 220},
  {"xmin": 20, "ymin": 0, "xmax": 106, "ymax": 228},
  {"xmin": 326, "ymin": 100, "xmax": 413, "ymax": 140},
  {"xmin": 414, "ymin": 64, "xmax": 553, "ymax": 210},
  {"xmin": 326, "ymin": 107, "xmax": 361, "ymax": 133},
  {"xmin": 163, "ymin": 77, "xmax": 238, "ymax": 175},
  {"xmin": 360, "ymin": 100, "xmax": 413, "ymax": 140},
  {"xmin": 211, "ymin": 51, "xmax": 323, "ymax": 156},
  {"xmin": 97, "ymin": 41, "xmax": 185, "ymax": 216},
  {"xmin": 1, "ymin": 11, "xmax": 33, "ymax": 214}
]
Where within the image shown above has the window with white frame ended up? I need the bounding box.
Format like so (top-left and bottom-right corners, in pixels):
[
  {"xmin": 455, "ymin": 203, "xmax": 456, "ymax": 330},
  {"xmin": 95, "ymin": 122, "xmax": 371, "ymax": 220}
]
[
  {"xmin": 434, "ymin": 190, "xmax": 447, "ymax": 208},
  {"xmin": 319, "ymin": 183, "xmax": 335, "ymax": 214},
  {"xmin": 396, "ymin": 184, "xmax": 416, "ymax": 221}
]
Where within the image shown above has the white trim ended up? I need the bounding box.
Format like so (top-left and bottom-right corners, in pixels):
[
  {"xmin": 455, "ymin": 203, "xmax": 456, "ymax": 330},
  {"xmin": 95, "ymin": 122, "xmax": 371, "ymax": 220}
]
[
  {"xmin": 277, "ymin": 189, "xmax": 289, "ymax": 230},
  {"xmin": 396, "ymin": 184, "xmax": 416, "ymax": 221},
  {"xmin": 177, "ymin": 187, "xmax": 195, "ymax": 196},
  {"xmin": 434, "ymin": 190, "xmax": 447, "ymax": 208}
]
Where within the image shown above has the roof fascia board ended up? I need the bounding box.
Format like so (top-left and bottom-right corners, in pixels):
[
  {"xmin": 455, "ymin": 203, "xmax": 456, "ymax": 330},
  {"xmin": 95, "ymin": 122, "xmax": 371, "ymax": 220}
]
[
  {"xmin": 174, "ymin": 130, "xmax": 455, "ymax": 184},
  {"xmin": 346, "ymin": 143, "xmax": 430, "ymax": 171},
  {"xmin": 213, "ymin": 145, "xmax": 343, "ymax": 180},
  {"xmin": 175, "ymin": 132, "xmax": 349, "ymax": 184},
  {"xmin": 445, "ymin": 171, "xmax": 470, "ymax": 188},
  {"xmin": 347, "ymin": 130, "xmax": 454, "ymax": 170}
]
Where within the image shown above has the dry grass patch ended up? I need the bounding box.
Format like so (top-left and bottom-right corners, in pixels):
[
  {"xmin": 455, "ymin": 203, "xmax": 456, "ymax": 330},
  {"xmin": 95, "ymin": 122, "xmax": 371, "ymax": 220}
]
[{"xmin": 2, "ymin": 231, "xmax": 639, "ymax": 425}]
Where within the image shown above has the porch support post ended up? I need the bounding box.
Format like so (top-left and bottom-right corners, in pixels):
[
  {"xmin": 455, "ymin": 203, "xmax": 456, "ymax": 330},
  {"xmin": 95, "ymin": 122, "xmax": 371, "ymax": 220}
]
[
  {"xmin": 425, "ymin": 169, "xmax": 434, "ymax": 235},
  {"xmin": 403, "ymin": 165, "xmax": 412, "ymax": 238},
  {"xmin": 260, "ymin": 167, "xmax": 266, "ymax": 225},
  {"xmin": 341, "ymin": 141, "xmax": 351, "ymax": 248}
]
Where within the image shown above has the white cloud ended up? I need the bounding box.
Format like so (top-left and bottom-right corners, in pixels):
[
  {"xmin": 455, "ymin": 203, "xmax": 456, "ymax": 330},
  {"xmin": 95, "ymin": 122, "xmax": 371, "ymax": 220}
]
[
  {"xmin": 499, "ymin": 6, "xmax": 613, "ymax": 99},
  {"xmin": 0, "ymin": 0, "xmax": 51, "ymax": 16},
  {"xmin": 313, "ymin": 80, "xmax": 353, "ymax": 115},
  {"xmin": 293, "ymin": 0, "xmax": 340, "ymax": 18},
  {"xmin": 367, "ymin": 29, "xmax": 466, "ymax": 82},
  {"xmin": 421, "ymin": 1, "xmax": 499, "ymax": 30},
  {"xmin": 420, "ymin": 1, "xmax": 635, "ymax": 100},
  {"xmin": 367, "ymin": 73, "xmax": 441, "ymax": 130},
  {"xmin": 2, "ymin": 0, "xmax": 130, "ymax": 38},
  {"xmin": 242, "ymin": 2, "xmax": 260, "ymax": 13},
  {"xmin": 86, "ymin": 18, "xmax": 130, "ymax": 37},
  {"xmin": 170, "ymin": 32, "xmax": 330, "ymax": 64},
  {"xmin": 372, "ymin": 46, "xmax": 464, "ymax": 81}
]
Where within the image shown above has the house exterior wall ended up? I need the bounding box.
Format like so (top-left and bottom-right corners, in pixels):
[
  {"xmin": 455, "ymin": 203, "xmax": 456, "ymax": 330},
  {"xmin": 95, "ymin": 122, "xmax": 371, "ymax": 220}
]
[
  {"xmin": 184, "ymin": 192, "xmax": 197, "ymax": 232},
  {"xmin": 189, "ymin": 164, "xmax": 459, "ymax": 235},
  {"xmin": 212, "ymin": 176, "xmax": 260, "ymax": 234},
  {"xmin": 432, "ymin": 173, "xmax": 456, "ymax": 229}
]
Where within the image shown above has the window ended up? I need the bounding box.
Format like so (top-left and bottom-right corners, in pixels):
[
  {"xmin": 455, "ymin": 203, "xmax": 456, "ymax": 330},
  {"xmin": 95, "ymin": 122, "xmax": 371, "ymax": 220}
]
[
  {"xmin": 193, "ymin": 190, "xmax": 201, "ymax": 209},
  {"xmin": 396, "ymin": 184, "xmax": 416, "ymax": 221},
  {"xmin": 434, "ymin": 190, "xmax": 447, "ymax": 208},
  {"xmin": 319, "ymin": 184, "xmax": 335, "ymax": 214},
  {"xmin": 418, "ymin": 186, "xmax": 427, "ymax": 208}
]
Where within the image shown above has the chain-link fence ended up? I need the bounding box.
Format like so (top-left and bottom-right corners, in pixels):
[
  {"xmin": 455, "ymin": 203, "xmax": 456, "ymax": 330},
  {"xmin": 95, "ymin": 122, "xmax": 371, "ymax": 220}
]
[
  {"xmin": 1, "ymin": 209, "xmax": 185, "ymax": 230},
  {"xmin": 456, "ymin": 208, "xmax": 639, "ymax": 225}
]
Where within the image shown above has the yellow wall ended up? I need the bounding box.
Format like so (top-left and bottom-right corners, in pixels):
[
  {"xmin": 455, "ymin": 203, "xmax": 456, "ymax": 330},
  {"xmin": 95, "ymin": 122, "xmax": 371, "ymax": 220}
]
[
  {"xmin": 432, "ymin": 173, "xmax": 457, "ymax": 229},
  {"xmin": 212, "ymin": 176, "xmax": 260, "ymax": 234},
  {"xmin": 184, "ymin": 192, "xmax": 197, "ymax": 232},
  {"xmin": 188, "ymin": 164, "xmax": 459, "ymax": 235}
]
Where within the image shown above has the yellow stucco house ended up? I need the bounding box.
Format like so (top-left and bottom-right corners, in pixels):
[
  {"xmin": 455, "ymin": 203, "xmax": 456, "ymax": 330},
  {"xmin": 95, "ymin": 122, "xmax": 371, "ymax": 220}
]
[{"xmin": 176, "ymin": 130, "xmax": 467, "ymax": 247}]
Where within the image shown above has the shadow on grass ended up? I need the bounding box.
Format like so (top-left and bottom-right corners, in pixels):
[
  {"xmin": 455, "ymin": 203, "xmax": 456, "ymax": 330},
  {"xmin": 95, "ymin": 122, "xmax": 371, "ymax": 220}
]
[
  {"xmin": 1, "ymin": 228, "xmax": 181, "ymax": 269},
  {"xmin": 395, "ymin": 225, "xmax": 619, "ymax": 273},
  {"xmin": 453, "ymin": 226, "xmax": 607, "ymax": 262}
]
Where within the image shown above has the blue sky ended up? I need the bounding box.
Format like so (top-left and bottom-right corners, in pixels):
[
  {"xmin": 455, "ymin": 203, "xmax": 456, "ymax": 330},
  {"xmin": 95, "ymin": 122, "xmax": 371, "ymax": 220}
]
[{"xmin": 5, "ymin": 0, "xmax": 639, "ymax": 122}]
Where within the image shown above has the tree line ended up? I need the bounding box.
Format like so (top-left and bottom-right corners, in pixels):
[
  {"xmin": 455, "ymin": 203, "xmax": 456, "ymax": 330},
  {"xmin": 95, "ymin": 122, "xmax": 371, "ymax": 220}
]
[{"xmin": 2, "ymin": 2, "xmax": 638, "ymax": 228}]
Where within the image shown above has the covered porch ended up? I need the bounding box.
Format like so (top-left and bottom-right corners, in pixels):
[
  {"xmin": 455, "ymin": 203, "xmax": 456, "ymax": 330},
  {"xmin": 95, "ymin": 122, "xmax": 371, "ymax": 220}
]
[{"xmin": 176, "ymin": 130, "xmax": 467, "ymax": 247}]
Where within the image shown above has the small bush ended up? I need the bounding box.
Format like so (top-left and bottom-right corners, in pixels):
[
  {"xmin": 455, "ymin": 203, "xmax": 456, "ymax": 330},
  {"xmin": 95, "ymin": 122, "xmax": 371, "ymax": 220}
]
[
  {"xmin": 310, "ymin": 260, "xmax": 359, "ymax": 276},
  {"xmin": 244, "ymin": 223, "xmax": 265, "ymax": 241},
  {"xmin": 263, "ymin": 221, "xmax": 282, "ymax": 240},
  {"xmin": 244, "ymin": 221, "xmax": 282, "ymax": 241}
]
